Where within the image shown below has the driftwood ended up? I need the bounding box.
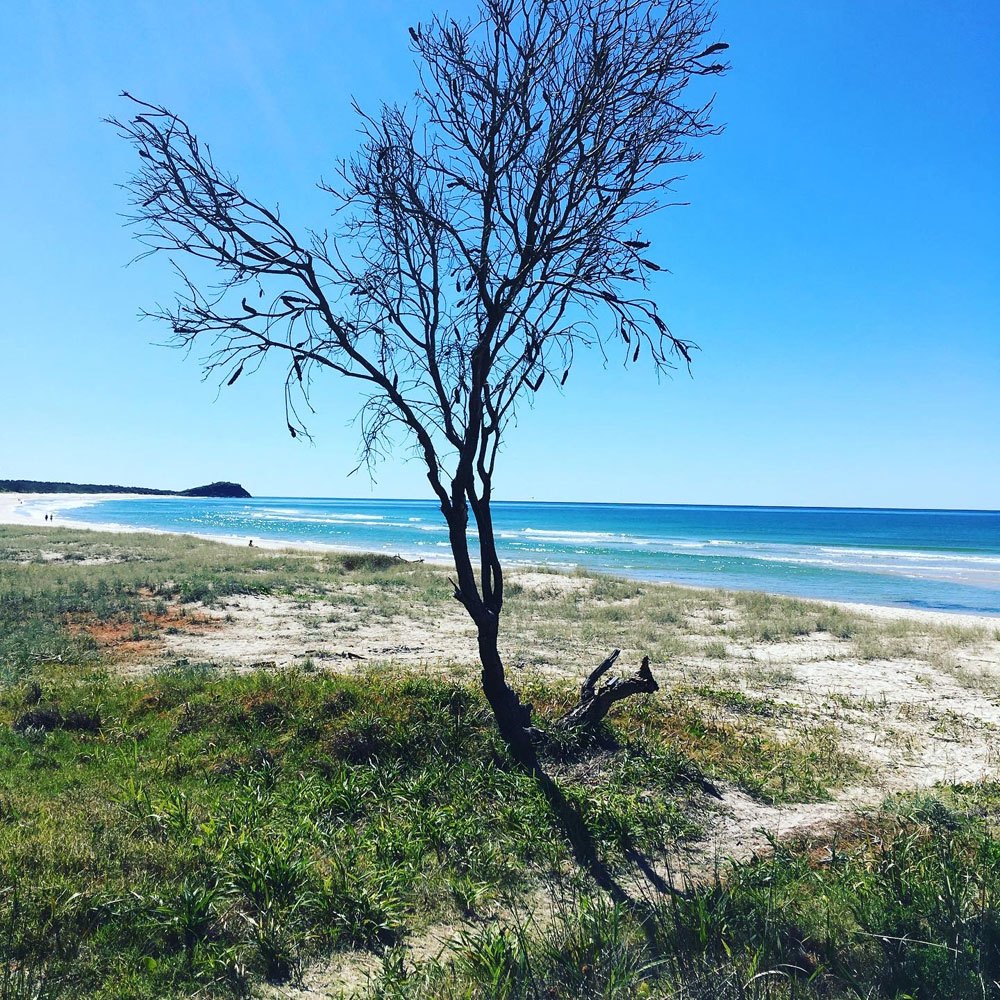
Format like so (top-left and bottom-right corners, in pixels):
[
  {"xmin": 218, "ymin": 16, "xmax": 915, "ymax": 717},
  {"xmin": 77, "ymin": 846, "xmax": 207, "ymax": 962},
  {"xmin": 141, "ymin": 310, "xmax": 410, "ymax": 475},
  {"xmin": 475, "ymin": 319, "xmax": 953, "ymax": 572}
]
[{"xmin": 557, "ymin": 649, "xmax": 659, "ymax": 729}]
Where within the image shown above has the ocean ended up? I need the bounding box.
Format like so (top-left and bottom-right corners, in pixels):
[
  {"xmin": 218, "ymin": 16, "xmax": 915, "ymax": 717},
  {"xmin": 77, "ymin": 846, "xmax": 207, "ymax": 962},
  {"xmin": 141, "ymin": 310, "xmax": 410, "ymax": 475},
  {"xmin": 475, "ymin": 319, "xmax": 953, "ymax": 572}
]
[{"xmin": 53, "ymin": 496, "xmax": 1000, "ymax": 616}]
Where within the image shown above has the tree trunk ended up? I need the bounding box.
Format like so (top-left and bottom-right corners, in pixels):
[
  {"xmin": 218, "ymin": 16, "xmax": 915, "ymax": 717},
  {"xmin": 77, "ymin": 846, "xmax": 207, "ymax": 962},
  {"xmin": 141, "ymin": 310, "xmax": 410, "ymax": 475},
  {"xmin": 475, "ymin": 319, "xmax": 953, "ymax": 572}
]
[
  {"xmin": 475, "ymin": 614, "xmax": 541, "ymax": 772},
  {"xmin": 454, "ymin": 490, "xmax": 658, "ymax": 762}
]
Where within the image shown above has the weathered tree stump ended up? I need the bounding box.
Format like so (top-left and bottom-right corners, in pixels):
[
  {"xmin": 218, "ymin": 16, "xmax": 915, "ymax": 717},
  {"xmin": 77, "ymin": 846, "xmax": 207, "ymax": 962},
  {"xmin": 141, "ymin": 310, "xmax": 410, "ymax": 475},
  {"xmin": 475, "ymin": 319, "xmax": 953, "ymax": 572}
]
[{"xmin": 556, "ymin": 649, "xmax": 659, "ymax": 729}]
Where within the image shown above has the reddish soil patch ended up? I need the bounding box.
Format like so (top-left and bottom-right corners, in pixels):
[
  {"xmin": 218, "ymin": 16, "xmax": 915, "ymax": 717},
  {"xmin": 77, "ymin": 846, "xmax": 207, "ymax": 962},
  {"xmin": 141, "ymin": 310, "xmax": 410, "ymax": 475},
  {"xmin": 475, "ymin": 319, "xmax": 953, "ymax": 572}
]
[{"xmin": 64, "ymin": 603, "xmax": 221, "ymax": 660}]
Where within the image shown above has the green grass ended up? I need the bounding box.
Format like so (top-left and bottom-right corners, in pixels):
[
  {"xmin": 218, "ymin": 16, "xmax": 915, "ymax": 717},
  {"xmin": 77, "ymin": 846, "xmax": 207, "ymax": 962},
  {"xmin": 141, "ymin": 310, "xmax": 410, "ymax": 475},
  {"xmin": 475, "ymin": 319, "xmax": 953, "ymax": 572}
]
[
  {"xmin": 1, "ymin": 525, "xmax": 998, "ymax": 998},
  {"xmin": 0, "ymin": 663, "xmax": 715, "ymax": 997},
  {"xmin": 371, "ymin": 785, "xmax": 1000, "ymax": 999},
  {"xmin": 727, "ymin": 591, "xmax": 858, "ymax": 643}
]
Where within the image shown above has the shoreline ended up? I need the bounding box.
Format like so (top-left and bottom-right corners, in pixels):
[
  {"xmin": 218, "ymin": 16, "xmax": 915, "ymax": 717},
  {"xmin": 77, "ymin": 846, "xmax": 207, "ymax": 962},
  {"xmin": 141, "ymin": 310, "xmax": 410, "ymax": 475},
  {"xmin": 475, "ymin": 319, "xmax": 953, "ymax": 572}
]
[
  {"xmin": 0, "ymin": 491, "xmax": 458, "ymax": 563},
  {"xmin": 2, "ymin": 492, "xmax": 998, "ymax": 629}
]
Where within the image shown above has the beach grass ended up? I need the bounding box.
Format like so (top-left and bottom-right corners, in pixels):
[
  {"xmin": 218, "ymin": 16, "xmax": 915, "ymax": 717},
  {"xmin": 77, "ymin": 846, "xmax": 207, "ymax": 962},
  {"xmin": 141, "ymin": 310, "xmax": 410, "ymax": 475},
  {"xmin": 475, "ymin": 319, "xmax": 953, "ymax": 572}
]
[
  {"xmin": 371, "ymin": 783, "xmax": 1000, "ymax": 999},
  {"xmin": 1, "ymin": 524, "xmax": 999, "ymax": 998}
]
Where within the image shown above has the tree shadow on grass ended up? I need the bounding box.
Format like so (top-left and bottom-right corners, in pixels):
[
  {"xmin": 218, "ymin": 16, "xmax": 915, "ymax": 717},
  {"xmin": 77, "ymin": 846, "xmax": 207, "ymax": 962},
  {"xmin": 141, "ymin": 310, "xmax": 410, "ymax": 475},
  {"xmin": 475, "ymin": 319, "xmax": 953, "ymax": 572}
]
[{"xmin": 533, "ymin": 769, "xmax": 672, "ymax": 949}]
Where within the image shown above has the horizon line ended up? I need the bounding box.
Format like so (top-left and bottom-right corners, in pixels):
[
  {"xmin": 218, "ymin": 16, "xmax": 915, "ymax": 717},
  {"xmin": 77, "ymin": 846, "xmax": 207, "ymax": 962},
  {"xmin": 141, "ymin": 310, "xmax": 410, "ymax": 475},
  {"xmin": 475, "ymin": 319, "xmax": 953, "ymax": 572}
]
[{"xmin": 208, "ymin": 494, "xmax": 1000, "ymax": 515}]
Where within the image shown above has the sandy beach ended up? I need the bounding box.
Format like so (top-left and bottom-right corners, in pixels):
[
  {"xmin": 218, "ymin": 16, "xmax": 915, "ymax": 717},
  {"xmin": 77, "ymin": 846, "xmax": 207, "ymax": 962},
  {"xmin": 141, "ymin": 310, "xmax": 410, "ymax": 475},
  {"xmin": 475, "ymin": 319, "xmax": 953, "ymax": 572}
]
[
  {"xmin": 4, "ymin": 501, "xmax": 1000, "ymax": 996},
  {"xmin": 4, "ymin": 491, "xmax": 998, "ymax": 629},
  {"xmin": 4, "ymin": 493, "xmax": 1000, "ymax": 873},
  {"xmin": 0, "ymin": 492, "xmax": 405, "ymax": 559},
  {"xmin": 0, "ymin": 491, "xmax": 128, "ymax": 526}
]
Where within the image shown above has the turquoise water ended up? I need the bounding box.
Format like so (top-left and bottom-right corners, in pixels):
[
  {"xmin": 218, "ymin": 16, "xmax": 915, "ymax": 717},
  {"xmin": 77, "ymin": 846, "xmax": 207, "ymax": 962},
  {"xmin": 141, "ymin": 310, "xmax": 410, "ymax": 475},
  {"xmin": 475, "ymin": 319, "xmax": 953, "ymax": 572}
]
[{"xmin": 62, "ymin": 496, "xmax": 1000, "ymax": 615}]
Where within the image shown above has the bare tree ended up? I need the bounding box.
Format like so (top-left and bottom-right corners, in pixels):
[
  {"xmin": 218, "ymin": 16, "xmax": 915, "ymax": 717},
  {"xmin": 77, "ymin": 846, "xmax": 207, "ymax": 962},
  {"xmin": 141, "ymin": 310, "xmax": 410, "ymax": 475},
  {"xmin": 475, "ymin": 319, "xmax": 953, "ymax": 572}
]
[{"xmin": 110, "ymin": 0, "xmax": 726, "ymax": 771}]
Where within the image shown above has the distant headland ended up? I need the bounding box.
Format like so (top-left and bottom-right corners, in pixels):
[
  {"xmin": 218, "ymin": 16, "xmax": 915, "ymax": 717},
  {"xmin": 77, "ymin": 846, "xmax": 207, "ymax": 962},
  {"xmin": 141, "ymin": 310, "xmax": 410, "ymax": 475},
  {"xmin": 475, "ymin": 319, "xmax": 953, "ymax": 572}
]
[{"xmin": 0, "ymin": 480, "xmax": 252, "ymax": 499}]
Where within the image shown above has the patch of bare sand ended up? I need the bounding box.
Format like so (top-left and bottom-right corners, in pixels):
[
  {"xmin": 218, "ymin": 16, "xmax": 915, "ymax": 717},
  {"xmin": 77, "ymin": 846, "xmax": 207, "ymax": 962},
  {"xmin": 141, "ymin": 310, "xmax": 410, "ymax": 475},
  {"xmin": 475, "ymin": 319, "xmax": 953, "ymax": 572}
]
[
  {"xmin": 259, "ymin": 952, "xmax": 381, "ymax": 1000},
  {"xmin": 154, "ymin": 592, "xmax": 478, "ymax": 675},
  {"xmin": 513, "ymin": 571, "xmax": 592, "ymax": 595},
  {"xmin": 663, "ymin": 644, "xmax": 1000, "ymax": 880},
  {"xmin": 144, "ymin": 571, "xmax": 597, "ymax": 676},
  {"xmin": 257, "ymin": 890, "xmax": 561, "ymax": 1000}
]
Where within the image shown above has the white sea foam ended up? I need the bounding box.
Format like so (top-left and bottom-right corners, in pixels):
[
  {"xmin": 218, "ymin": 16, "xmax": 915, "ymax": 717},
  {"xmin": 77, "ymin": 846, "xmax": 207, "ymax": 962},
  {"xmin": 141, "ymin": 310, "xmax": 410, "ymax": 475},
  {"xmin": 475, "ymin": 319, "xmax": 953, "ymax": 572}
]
[
  {"xmin": 515, "ymin": 527, "xmax": 632, "ymax": 547},
  {"xmin": 250, "ymin": 511, "xmax": 385, "ymax": 525},
  {"xmin": 504, "ymin": 528, "xmax": 1000, "ymax": 589}
]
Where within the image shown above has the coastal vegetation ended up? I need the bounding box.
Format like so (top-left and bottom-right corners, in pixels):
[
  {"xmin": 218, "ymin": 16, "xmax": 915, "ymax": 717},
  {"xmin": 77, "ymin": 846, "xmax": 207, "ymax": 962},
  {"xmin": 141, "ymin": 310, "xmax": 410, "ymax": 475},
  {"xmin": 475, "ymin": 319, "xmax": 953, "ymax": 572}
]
[{"xmin": 2, "ymin": 525, "xmax": 999, "ymax": 998}]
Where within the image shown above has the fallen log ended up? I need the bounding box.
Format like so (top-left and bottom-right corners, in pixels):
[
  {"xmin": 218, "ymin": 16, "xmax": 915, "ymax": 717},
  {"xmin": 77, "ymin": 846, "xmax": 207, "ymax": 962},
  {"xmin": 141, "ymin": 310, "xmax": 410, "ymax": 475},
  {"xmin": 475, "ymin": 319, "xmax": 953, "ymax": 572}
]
[{"xmin": 556, "ymin": 649, "xmax": 659, "ymax": 729}]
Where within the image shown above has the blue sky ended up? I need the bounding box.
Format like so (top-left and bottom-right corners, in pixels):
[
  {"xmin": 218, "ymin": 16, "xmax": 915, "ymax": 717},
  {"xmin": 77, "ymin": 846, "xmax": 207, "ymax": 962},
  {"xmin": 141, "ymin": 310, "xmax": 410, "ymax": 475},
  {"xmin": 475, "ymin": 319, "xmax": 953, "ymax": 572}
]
[{"xmin": 2, "ymin": 1, "xmax": 997, "ymax": 507}]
